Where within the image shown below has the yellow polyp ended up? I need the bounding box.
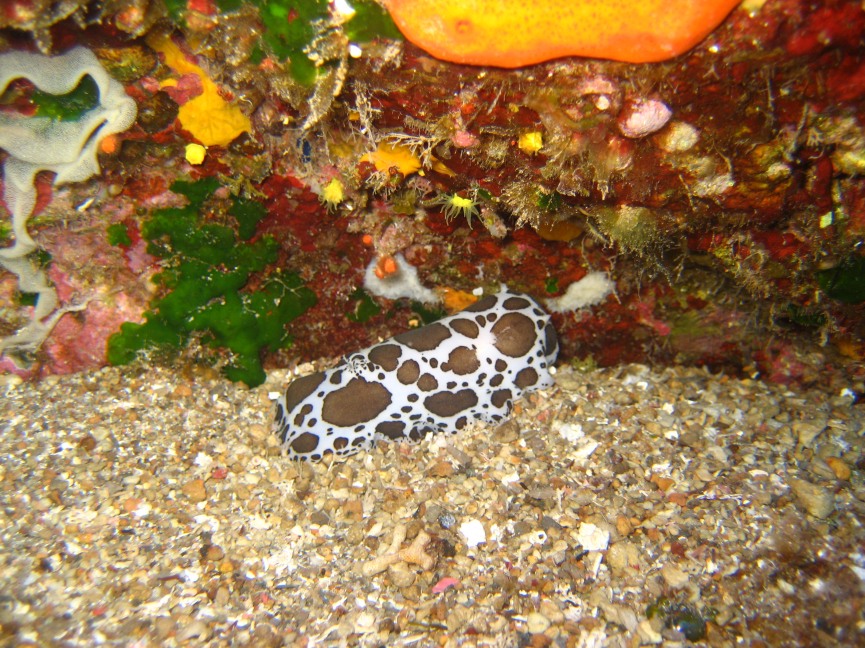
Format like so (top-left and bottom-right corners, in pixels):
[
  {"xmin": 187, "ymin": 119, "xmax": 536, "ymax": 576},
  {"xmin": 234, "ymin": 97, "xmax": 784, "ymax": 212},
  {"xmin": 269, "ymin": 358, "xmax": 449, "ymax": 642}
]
[
  {"xmin": 519, "ymin": 131, "xmax": 544, "ymax": 155},
  {"xmin": 321, "ymin": 178, "xmax": 345, "ymax": 210},
  {"xmin": 185, "ymin": 143, "xmax": 207, "ymax": 165},
  {"xmin": 146, "ymin": 33, "xmax": 251, "ymax": 147},
  {"xmin": 361, "ymin": 142, "xmax": 423, "ymax": 176},
  {"xmin": 450, "ymin": 195, "xmax": 474, "ymax": 211}
]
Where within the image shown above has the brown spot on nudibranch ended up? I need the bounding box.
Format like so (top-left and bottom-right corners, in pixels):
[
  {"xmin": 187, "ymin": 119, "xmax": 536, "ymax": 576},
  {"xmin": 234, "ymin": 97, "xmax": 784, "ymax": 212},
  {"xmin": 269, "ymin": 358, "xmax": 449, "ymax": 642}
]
[
  {"xmin": 321, "ymin": 378, "xmax": 392, "ymax": 426},
  {"xmin": 290, "ymin": 432, "xmax": 320, "ymax": 454},
  {"xmin": 397, "ymin": 359, "xmax": 421, "ymax": 384},
  {"xmin": 491, "ymin": 312, "xmax": 536, "ymax": 358},
  {"xmin": 376, "ymin": 420, "xmax": 407, "ymax": 439},
  {"xmin": 283, "ymin": 372, "xmax": 326, "ymax": 412},
  {"xmin": 491, "ymin": 389, "xmax": 513, "ymax": 409},
  {"xmin": 450, "ymin": 318, "xmax": 479, "ymax": 338},
  {"xmin": 368, "ymin": 344, "xmax": 402, "ymax": 371},
  {"xmin": 293, "ymin": 403, "xmax": 313, "ymax": 427},
  {"xmin": 417, "ymin": 373, "xmax": 439, "ymax": 391},
  {"xmin": 543, "ymin": 321, "xmax": 558, "ymax": 359},
  {"xmin": 409, "ymin": 426, "xmax": 431, "ymax": 441},
  {"xmin": 441, "ymin": 346, "xmax": 480, "ymax": 375},
  {"xmin": 503, "ymin": 296, "xmax": 532, "ymax": 310},
  {"xmin": 424, "ymin": 389, "xmax": 478, "ymax": 417},
  {"xmin": 394, "ymin": 322, "xmax": 451, "ymax": 351},
  {"xmin": 464, "ymin": 295, "xmax": 497, "ymax": 312},
  {"xmin": 514, "ymin": 367, "xmax": 539, "ymax": 389}
]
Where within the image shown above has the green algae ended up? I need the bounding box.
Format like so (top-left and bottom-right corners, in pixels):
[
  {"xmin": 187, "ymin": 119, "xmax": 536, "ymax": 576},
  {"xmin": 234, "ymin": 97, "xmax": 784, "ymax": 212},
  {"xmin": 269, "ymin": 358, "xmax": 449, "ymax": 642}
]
[
  {"xmin": 347, "ymin": 288, "xmax": 381, "ymax": 323},
  {"xmin": 162, "ymin": 0, "xmax": 398, "ymax": 84},
  {"xmin": 251, "ymin": 0, "xmax": 400, "ymax": 85},
  {"xmin": 31, "ymin": 75, "xmax": 99, "ymax": 121},
  {"xmin": 411, "ymin": 301, "xmax": 445, "ymax": 325},
  {"xmin": 106, "ymin": 222, "xmax": 132, "ymax": 247},
  {"xmin": 818, "ymin": 255, "xmax": 865, "ymax": 304},
  {"xmin": 107, "ymin": 178, "xmax": 316, "ymax": 387}
]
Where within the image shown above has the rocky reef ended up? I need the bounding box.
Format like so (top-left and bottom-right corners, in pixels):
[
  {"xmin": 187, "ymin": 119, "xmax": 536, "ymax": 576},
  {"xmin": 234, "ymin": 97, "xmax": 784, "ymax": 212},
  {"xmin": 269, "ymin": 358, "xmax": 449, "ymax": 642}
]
[{"xmin": 0, "ymin": 0, "xmax": 862, "ymax": 389}]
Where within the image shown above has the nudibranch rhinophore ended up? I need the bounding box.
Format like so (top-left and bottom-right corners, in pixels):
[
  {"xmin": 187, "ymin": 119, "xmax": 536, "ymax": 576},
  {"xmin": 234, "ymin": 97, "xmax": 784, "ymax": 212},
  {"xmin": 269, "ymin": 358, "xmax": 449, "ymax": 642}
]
[
  {"xmin": 275, "ymin": 288, "xmax": 558, "ymax": 461},
  {"xmin": 379, "ymin": 0, "xmax": 742, "ymax": 67}
]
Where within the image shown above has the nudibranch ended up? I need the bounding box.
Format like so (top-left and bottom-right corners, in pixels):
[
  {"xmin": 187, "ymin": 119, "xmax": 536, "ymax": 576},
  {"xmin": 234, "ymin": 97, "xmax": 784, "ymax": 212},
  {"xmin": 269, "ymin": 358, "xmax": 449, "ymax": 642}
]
[
  {"xmin": 275, "ymin": 288, "xmax": 558, "ymax": 460},
  {"xmin": 380, "ymin": 0, "xmax": 742, "ymax": 67}
]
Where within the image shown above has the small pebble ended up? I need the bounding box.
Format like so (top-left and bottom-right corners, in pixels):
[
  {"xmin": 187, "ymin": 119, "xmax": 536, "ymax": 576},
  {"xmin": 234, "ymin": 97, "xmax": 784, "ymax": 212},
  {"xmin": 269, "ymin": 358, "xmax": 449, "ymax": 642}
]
[
  {"xmin": 388, "ymin": 564, "xmax": 416, "ymax": 588},
  {"xmin": 606, "ymin": 541, "xmax": 643, "ymax": 577},
  {"xmin": 438, "ymin": 512, "xmax": 457, "ymax": 530},
  {"xmin": 637, "ymin": 619, "xmax": 663, "ymax": 644},
  {"xmin": 181, "ymin": 478, "xmax": 207, "ymax": 503},
  {"xmin": 202, "ymin": 544, "xmax": 225, "ymax": 561},
  {"xmin": 794, "ymin": 420, "xmax": 826, "ymax": 448},
  {"xmin": 661, "ymin": 563, "xmax": 689, "ymax": 589},
  {"xmin": 172, "ymin": 384, "xmax": 193, "ymax": 398},
  {"xmin": 825, "ymin": 457, "xmax": 851, "ymax": 481},
  {"xmin": 176, "ymin": 619, "xmax": 210, "ymax": 642},
  {"xmin": 616, "ymin": 516, "xmax": 634, "ymax": 536},
  {"xmin": 493, "ymin": 419, "xmax": 520, "ymax": 443},
  {"xmin": 788, "ymin": 477, "xmax": 835, "ymax": 518},
  {"xmin": 526, "ymin": 612, "xmax": 551, "ymax": 634}
]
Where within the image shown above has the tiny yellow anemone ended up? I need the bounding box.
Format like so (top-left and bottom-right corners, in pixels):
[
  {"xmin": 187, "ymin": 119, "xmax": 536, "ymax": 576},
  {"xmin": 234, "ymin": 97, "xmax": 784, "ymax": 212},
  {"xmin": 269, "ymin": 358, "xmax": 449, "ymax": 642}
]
[
  {"xmin": 432, "ymin": 192, "xmax": 480, "ymax": 227},
  {"xmin": 519, "ymin": 131, "xmax": 544, "ymax": 155},
  {"xmin": 320, "ymin": 178, "xmax": 345, "ymax": 211}
]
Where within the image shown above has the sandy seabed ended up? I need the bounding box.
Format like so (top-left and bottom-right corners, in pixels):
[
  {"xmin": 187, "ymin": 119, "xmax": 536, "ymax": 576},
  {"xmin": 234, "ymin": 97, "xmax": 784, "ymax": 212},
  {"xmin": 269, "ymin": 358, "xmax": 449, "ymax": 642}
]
[{"xmin": 0, "ymin": 361, "xmax": 863, "ymax": 647}]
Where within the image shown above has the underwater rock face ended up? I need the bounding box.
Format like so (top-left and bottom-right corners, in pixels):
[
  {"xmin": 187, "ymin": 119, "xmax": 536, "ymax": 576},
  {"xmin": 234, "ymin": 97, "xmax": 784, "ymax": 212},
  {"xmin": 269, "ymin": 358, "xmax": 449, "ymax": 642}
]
[
  {"xmin": 275, "ymin": 288, "xmax": 558, "ymax": 460},
  {"xmin": 0, "ymin": 1, "xmax": 862, "ymax": 388}
]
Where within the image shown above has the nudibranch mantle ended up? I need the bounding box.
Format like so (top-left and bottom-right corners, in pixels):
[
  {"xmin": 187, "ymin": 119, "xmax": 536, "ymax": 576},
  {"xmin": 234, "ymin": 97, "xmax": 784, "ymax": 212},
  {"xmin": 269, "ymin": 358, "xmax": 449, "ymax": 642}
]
[{"xmin": 275, "ymin": 288, "xmax": 558, "ymax": 461}]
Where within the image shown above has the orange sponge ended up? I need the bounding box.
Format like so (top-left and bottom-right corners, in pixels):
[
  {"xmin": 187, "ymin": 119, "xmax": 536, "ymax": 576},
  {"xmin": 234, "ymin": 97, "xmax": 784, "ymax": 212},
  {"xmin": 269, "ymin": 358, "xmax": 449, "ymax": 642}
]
[{"xmin": 381, "ymin": 0, "xmax": 741, "ymax": 67}]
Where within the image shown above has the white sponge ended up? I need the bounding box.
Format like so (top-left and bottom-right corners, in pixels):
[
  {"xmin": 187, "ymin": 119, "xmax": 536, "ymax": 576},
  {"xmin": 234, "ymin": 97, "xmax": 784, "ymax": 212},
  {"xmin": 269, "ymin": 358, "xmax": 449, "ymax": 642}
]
[
  {"xmin": 363, "ymin": 254, "xmax": 439, "ymax": 303},
  {"xmin": 546, "ymin": 272, "xmax": 615, "ymax": 313},
  {"xmin": 0, "ymin": 47, "xmax": 137, "ymax": 358}
]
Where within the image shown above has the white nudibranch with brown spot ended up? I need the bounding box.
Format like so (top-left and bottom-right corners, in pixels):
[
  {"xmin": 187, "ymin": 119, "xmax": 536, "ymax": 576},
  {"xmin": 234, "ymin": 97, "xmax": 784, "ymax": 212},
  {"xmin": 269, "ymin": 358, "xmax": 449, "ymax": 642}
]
[{"xmin": 274, "ymin": 288, "xmax": 559, "ymax": 461}]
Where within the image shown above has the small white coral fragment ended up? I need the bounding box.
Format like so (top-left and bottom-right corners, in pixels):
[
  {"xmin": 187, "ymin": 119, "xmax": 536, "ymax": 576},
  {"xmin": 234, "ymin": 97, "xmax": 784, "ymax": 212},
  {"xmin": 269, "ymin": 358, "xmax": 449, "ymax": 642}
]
[
  {"xmin": 576, "ymin": 522, "xmax": 610, "ymax": 552},
  {"xmin": 459, "ymin": 519, "xmax": 486, "ymax": 548},
  {"xmin": 546, "ymin": 272, "xmax": 615, "ymax": 313},
  {"xmin": 361, "ymin": 524, "xmax": 435, "ymax": 576}
]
